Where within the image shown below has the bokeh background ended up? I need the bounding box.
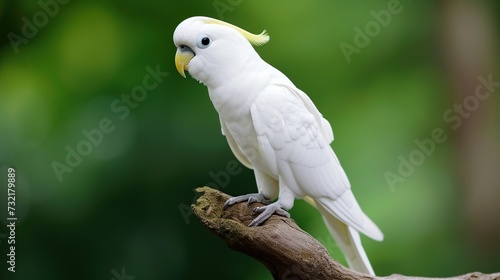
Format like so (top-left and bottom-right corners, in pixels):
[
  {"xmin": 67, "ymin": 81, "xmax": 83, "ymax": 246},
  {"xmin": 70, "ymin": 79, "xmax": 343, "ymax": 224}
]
[{"xmin": 1, "ymin": 0, "xmax": 499, "ymax": 279}]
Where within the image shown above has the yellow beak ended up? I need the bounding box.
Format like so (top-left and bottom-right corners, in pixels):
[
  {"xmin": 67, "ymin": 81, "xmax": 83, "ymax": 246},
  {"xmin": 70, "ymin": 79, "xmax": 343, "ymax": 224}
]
[{"xmin": 175, "ymin": 48, "xmax": 195, "ymax": 78}]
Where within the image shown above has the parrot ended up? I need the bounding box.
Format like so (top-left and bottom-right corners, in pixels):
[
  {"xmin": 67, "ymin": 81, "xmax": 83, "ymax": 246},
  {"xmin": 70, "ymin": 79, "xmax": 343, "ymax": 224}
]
[{"xmin": 173, "ymin": 16, "xmax": 383, "ymax": 275}]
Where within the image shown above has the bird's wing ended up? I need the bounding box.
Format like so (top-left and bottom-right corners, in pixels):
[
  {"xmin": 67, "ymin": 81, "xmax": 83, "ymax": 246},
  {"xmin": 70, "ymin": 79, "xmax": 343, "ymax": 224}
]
[
  {"xmin": 251, "ymin": 85, "xmax": 382, "ymax": 240},
  {"xmin": 220, "ymin": 118, "xmax": 253, "ymax": 169},
  {"xmin": 279, "ymin": 84, "xmax": 334, "ymax": 144}
]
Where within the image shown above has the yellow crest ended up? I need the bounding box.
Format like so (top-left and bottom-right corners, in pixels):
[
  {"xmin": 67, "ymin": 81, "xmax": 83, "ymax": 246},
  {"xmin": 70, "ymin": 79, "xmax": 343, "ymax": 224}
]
[{"xmin": 205, "ymin": 18, "xmax": 269, "ymax": 46}]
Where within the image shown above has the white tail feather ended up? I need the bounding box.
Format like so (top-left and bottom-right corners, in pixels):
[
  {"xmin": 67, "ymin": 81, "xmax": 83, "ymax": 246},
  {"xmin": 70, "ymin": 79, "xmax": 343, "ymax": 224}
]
[{"xmin": 315, "ymin": 201, "xmax": 376, "ymax": 275}]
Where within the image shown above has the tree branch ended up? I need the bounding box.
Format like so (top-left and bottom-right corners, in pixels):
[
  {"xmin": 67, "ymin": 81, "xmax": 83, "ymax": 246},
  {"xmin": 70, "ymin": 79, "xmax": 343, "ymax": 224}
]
[{"xmin": 191, "ymin": 186, "xmax": 500, "ymax": 280}]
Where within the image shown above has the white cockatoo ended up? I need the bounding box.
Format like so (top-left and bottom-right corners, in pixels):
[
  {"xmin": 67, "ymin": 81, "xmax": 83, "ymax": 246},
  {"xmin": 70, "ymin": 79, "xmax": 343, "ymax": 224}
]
[{"xmin": 173, "ymin": 16, "xmax": 383, "ymax": 275}]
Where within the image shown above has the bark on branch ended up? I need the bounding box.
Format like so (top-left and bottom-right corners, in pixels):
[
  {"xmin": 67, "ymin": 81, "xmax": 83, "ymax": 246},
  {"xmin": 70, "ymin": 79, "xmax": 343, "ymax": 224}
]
[{"xmin": 191, "ymin": 186, "xmax": 500, "ymax": 280}]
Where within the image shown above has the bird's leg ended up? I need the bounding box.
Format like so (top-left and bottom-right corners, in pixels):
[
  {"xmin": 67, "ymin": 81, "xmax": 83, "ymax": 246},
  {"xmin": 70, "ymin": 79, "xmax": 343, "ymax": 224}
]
[
  {"xmin": 223, "ymin": 192, "xmax": 272, "ymax": 210},
  {"xmin": 249, "ymin": 200, "xmax": 290, "ymax": 227}
]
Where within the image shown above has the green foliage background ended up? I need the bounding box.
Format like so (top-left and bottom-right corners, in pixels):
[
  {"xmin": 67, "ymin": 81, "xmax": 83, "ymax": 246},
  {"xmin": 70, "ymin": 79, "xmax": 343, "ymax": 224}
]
[{"xmin": 0, "ymin": 0, "xmax": 499, "ymax": 279}]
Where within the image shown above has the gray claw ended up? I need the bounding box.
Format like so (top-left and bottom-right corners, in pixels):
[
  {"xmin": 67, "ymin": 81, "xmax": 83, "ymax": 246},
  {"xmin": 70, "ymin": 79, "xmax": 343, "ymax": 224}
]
[
  {"xmin": 223, "ymin": 193, "xmax": 270, "ymax": 210},
  {"xmin": 249, "ymin": 201, "xmax": 290, "ymax": 227},
  {"xmin": 247, "ymin": 195, "xmax": 272, "ymax": 205}
]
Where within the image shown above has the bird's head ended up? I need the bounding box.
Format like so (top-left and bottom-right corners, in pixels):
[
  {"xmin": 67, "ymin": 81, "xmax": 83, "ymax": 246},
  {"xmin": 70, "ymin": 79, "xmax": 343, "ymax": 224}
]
[{"xmin": 173, "ymin": 16, "xmax": 269, "ymax": 85}]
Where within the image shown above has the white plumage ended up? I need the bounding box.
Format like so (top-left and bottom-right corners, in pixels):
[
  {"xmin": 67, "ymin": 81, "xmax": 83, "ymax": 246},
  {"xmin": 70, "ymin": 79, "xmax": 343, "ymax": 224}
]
[{"xmin": 174, "ymin": 16, "xmax": 383, "ymax": 275}]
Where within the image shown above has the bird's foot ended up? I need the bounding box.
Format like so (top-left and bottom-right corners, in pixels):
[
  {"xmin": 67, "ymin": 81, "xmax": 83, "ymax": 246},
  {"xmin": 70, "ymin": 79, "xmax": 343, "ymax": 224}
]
[
  {"xmin": 249, "ymin": 201, "xmax": 290, "ymax": 227},
  {"xmin": 223, "ymin": 192, "xmax": 271, "ymax": 210}
]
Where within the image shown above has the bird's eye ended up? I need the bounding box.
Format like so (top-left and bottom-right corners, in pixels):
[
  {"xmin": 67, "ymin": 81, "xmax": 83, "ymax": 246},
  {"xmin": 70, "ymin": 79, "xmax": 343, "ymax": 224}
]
[{"xmin": 196, "ymin": 35, "xmax": 211, "ymax": 49}]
